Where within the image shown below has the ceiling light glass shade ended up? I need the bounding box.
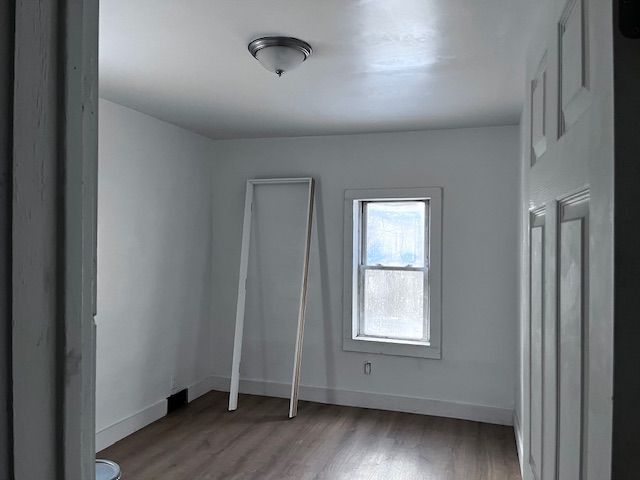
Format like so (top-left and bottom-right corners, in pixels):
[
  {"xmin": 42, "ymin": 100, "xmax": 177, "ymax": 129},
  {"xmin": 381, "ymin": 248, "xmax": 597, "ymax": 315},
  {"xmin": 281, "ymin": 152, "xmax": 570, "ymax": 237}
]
[
  {"xmin": 255, "ymin": 46, "xmax": 306, "ymax": 76},
  {"xmin": 248, "ymin": 37, "xmax": 312, "ymax": 77}
]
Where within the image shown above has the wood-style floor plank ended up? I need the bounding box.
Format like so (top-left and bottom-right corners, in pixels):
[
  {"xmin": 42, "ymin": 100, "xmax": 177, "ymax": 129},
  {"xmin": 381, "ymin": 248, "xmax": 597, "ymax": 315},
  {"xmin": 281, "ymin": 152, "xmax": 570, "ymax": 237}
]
[{"xmin": 99, "ymin": 391, "xmax": 521, "ymax": 480}]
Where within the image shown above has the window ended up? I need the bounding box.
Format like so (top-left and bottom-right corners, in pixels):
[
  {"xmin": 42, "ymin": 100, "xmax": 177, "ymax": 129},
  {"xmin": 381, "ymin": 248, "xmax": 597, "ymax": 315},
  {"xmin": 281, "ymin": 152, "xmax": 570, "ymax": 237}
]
[
  {"xmin": 343, "ymin": 188, "xmax": 442, "ymax": 358},
  {"xmin": 360, "ymin": 200, "xmax": 428, "ymax": 341}
]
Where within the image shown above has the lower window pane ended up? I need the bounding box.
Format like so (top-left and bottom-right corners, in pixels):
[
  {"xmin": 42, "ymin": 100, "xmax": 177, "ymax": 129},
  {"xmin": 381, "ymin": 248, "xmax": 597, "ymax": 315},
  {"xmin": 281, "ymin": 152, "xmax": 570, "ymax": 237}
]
[{"xmin": 362, "ymin": 269, "xmax": 424, "ymax": 340}]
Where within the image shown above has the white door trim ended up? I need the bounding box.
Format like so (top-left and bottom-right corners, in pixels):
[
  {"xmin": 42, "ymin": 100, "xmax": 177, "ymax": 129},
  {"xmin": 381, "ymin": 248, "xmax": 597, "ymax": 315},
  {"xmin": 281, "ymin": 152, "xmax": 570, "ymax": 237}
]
[
  {"xmin": 12, "ymin": 0, "xmax": 98, "ymax": 478},
  {"xmin": 228, "ymin": 177, "xmax": 315, "ymax": 418}
]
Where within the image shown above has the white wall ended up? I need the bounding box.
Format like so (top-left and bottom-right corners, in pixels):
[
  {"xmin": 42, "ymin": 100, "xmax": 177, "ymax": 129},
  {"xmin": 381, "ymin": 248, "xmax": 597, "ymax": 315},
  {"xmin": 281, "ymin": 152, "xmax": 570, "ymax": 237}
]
[
  {"xmin": 210, "ymin": 126, "xmax": 520, "ymax": 423},
  {"xmin": 96, "ymin": 99, "xmax": 215, "ymax": 449}
]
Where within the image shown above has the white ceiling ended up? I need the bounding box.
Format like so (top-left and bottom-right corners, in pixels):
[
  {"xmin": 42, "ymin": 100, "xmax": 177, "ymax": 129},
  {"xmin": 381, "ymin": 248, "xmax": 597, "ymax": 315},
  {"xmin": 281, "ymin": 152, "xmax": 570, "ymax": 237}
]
[{"xmin": 100, "ymin": 0, "xmax": 535, "ymax": 139}]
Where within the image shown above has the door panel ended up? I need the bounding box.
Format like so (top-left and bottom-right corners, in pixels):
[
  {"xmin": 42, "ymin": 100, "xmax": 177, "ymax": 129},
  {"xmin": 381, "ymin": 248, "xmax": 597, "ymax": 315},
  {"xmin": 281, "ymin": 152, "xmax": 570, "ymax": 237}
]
[
  {"xmin": 557, "ymin": 193, "xmax": 589, "ymax": 480},
  {"xmin": 529, "ymin": 210, "xmax": 545, "ymax": 479}
]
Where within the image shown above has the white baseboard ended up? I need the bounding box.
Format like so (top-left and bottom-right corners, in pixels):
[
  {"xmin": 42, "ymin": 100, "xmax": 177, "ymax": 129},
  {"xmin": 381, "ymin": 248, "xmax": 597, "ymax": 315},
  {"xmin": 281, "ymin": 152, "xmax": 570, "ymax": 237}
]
[
  {"xmin": 513, "ymin": 411, "xmax": 524, "ymax": 477},
  {"xmin": 96, "ymin": 400, "xmax": 167, "ymax": 452},
  {"xmin": 188, "ymin": 376, "xmax": 218, "ymax": 402},
  {"xmin": 205, "ymin": 375, "xmax": 513, "ymax": 426},
  {"xmin": 96, "ymin": 376, "xmax": 216, "ymax": 452}
]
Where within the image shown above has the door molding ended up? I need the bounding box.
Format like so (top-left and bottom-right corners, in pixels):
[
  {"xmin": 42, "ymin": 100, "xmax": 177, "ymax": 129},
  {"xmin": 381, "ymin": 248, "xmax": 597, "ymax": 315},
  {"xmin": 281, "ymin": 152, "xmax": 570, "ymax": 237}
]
[
  {"xmin": 528, "ymin": 206, "xmax": 546, "ymax": 480},
  {"xmin": 12, "ymin": 0, "xmax": 98, "ymax": 478},
  {"xmin": 555, "ymin": 189, "xmax": 589, "ymax": 480}
]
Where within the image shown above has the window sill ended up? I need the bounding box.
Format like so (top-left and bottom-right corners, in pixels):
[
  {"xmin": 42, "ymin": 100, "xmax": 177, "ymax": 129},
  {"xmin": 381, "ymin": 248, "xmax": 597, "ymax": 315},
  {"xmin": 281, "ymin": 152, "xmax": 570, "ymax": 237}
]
[{"xmin": 343, "ymin": 335, "xmax": 441, "ymax": 359}]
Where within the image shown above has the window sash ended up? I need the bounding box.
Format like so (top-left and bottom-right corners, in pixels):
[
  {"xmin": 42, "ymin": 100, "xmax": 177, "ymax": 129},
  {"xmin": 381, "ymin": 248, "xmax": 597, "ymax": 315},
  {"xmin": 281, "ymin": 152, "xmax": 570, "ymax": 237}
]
[
  {"xmin": 356, "ymin": 199, "xmax": 430, "ymax": 343},
  {"xmin": 357, "ymin": 266, "xmax": 429, "ymax": 342},
  {"xmin": 361, "ymin": 200, "xmax": 428, "ymax": 268}
]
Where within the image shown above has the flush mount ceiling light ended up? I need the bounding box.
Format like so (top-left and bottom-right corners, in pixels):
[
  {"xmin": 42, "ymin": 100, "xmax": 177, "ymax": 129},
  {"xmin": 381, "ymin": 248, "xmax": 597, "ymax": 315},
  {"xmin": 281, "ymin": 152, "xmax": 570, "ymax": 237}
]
[{"xmin": 248, "ymin": 36, "xmax": 312, "ymax": 77}]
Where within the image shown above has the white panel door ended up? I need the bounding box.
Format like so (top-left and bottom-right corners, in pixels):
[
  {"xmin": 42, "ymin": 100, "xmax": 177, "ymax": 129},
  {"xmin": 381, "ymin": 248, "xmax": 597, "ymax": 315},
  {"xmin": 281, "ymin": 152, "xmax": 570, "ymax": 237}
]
[{"xmin": 521, "ymin": 0, "xmax": 614, "ymax": 477}]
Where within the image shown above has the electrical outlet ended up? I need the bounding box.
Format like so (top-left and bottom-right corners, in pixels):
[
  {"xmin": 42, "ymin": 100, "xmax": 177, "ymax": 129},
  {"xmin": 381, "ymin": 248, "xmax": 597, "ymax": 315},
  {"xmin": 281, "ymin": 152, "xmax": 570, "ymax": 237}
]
[{"xmin": 364, "ymin": 361, "xmax": 372, "ymax": 375}]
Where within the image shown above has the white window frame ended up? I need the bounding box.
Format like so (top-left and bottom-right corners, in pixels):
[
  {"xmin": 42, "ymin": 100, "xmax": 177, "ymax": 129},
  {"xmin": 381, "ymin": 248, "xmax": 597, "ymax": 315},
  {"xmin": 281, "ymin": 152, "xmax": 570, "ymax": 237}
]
[
  {"xmin": 343, "ymin": 187, "xmax": 442, "ymax": 359},
  {"xmin": 357, "ymin": 200, "xmax": 430, "ymax": 343}
]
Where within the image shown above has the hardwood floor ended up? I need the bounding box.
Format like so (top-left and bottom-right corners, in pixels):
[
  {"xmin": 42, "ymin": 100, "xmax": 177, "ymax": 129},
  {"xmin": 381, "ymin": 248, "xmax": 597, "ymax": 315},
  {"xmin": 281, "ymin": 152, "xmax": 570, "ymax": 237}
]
[{"xmin": 99, "ymin": 391, "xmax": 521, "ymax": 480}]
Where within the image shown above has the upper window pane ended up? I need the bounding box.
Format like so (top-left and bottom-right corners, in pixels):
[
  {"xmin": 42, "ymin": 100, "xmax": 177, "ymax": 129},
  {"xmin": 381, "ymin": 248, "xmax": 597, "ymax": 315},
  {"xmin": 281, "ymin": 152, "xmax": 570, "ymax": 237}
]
[{"xmin": 365, "ymin": 201, "xmax": 425, "ymax": 267}]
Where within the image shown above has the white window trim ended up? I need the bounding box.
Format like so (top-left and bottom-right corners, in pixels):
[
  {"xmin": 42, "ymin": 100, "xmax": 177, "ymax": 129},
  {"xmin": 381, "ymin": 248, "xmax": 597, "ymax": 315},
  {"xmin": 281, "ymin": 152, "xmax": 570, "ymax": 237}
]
[{"xmin": 343, "ymin": 187, "xmax": 442, "ymax": 359}]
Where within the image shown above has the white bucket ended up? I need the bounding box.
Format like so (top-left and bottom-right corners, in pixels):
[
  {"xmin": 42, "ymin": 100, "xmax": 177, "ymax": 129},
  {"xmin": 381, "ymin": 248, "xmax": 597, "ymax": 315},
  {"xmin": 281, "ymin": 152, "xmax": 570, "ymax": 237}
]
[{"xmin": 96, "ymin": 459, "xmax": 121, "ymax": 480}]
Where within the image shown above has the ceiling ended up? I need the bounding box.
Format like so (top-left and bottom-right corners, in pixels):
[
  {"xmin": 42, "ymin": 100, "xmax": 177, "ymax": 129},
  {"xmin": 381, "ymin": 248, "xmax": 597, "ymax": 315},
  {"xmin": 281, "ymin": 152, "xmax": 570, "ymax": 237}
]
[{"xmin": 100, "ymin": 0, "xmax": 535, "ymax": 139}]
